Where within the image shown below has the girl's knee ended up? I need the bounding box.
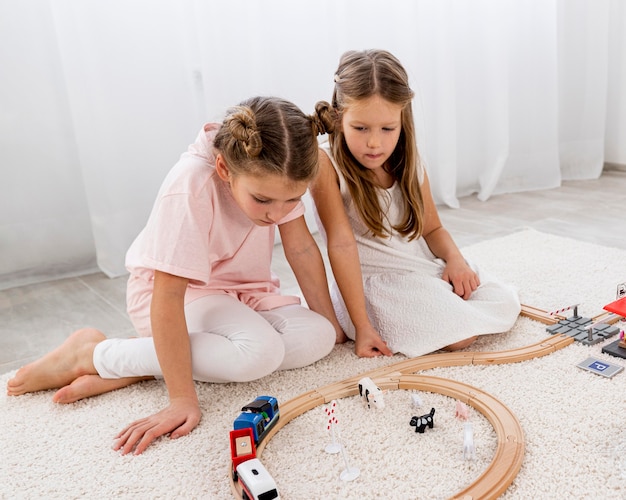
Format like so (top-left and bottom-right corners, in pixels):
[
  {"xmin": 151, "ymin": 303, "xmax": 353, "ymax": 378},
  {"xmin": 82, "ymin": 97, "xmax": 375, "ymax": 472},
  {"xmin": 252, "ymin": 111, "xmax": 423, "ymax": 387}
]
[
  {"xmin": 190, "ymin": 329, "xmax": 285, "ymax": 382},
  {"xmin": 318, "ymin": 319, "xmax": 338, "ymax": 353},
  {"xmin": 299, "ymin": 314, "xmax": 336, "ymax": 354},
  {"xmin": 279, "ymin": 317, "xmax": 335, "ymax": 370},
  {"xmin": 221, "ymin": 349, "xmax": 284, "ymax": 382}
]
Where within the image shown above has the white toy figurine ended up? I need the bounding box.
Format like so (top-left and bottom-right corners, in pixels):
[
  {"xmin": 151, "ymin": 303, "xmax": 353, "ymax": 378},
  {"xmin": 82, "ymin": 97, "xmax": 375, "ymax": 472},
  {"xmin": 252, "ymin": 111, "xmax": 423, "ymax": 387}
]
[
  {"xmin": 463, "ymin": 422, "xmax": 476, "ymax": 460},
  {"xmin": 411, "ymin": 393, "xmax": 423, "ymax": 408},
  {"xmin": 358, "ymin": 377, "xmax": 385, "ymax": 409}
]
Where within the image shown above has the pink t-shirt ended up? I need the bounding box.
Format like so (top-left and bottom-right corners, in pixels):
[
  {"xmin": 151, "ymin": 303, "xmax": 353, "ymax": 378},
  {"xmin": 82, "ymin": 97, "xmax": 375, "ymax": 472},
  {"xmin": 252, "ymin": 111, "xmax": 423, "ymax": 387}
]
[{"xmin": 125, "ymin": 123, "xmax": 304, "ymax": 336}]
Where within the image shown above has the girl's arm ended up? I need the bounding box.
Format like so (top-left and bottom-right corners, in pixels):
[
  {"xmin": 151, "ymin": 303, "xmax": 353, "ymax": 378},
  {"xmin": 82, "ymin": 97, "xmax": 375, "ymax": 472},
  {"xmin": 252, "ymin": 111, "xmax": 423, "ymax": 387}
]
[
  {"xmin": 278, "ymin": 216, "xmax": 345, "ymax": 344},
  {"xmin": 309, "ymin": 149, "xmax": 392, "ymax": 357},
  {"xmin": 420, "ymin": 171, "xmax": 479, "ymax": 300},
  {"xmin": 114, "ymin": 270, "xmax": 202, "ymax": 455}
]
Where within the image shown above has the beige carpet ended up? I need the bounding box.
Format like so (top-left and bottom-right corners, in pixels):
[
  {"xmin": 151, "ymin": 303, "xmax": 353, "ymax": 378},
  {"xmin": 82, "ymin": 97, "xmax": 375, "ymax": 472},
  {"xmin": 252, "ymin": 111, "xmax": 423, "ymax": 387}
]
[{"xmin": 1, "ymin": 229, "xmax": 625, "ymax": 499}]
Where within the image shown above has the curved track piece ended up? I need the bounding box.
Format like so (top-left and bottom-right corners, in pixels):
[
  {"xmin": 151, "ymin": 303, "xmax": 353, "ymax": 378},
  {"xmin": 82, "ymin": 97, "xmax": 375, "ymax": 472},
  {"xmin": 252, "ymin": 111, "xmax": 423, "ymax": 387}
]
[
  {"xmin": 230, "ymin": 306, "xmax": 576, "ymax": 499},
  {"xmin": 398, "ymin": 375, "xmax": 524, "ymax": 500},
  {"xmin": 230, "ymin": 373, "xmax": 524, "ymax": 500}
]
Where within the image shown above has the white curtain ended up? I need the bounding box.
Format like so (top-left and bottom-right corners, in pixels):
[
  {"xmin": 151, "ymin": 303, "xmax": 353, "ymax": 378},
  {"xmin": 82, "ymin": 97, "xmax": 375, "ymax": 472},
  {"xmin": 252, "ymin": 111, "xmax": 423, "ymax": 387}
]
[{"xmin": 1, "ymin": 0, "xmax": 624, "ymax": 289}]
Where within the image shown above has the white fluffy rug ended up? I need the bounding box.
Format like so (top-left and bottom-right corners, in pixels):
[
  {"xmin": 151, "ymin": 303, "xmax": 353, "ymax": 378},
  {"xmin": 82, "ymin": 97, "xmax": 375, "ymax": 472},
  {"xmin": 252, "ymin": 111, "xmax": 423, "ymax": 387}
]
[{"xmin": 2, "ymin": 229, "xmax": 625, "ymax": 499}]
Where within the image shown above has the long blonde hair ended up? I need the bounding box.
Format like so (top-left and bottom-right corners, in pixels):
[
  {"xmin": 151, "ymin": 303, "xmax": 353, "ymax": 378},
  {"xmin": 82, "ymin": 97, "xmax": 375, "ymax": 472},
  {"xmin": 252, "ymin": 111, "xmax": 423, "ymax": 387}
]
[{"xmin": 318, "ymin": 49, "xmax": 425, "ymax": 240}]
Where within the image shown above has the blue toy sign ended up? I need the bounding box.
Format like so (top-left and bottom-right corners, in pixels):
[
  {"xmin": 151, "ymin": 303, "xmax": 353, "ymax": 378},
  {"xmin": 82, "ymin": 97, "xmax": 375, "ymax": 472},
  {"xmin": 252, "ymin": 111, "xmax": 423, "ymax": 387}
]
[{"xmin": 576, "ymin": 356, "xmax": 624, "ymax": 378}]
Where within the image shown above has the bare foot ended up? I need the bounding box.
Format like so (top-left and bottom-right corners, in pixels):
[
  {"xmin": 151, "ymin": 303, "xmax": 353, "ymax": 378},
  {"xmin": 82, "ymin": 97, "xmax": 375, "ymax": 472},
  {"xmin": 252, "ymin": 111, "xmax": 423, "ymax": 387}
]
[
  {"xmin": 7, "ymin": 328, "xmax": 105, "ymax": 396},
  {"xmin": 443, "ymin": 336, "xmax": 478, "ymax": 352},
  {"xmin": 336, "ymin": 330, "xmax": 349, "ymax": 344},
  {"xmin": 53, "ymin": 374, "xmax": 153, "ymax": 404}
]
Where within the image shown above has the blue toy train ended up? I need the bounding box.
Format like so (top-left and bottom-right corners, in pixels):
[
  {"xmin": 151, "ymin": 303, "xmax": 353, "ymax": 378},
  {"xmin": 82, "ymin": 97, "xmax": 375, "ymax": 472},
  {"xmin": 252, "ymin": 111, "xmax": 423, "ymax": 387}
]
[{"xmin": 233, "ymin": 395, "xmax": 280, "ymax": 446}]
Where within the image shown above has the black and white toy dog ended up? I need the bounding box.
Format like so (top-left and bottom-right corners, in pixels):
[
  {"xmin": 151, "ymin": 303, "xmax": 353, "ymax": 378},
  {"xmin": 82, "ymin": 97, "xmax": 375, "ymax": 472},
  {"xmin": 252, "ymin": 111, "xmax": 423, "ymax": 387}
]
[{"xmin": 410, "ymin": 407, "xmax": 435, "ymax": 433}]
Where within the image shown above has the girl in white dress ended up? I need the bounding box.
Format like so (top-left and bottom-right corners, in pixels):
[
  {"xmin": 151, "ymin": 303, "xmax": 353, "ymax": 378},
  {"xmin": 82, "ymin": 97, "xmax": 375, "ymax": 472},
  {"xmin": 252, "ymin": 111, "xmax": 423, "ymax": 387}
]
[{"xmin": 311, "ymin": 50, "xmax": 521, "ymax": 358}]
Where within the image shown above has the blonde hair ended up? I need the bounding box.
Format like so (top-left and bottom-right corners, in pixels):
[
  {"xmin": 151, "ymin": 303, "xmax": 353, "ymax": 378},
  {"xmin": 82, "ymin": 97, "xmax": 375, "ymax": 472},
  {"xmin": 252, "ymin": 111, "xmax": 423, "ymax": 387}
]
[
  {"xmin": 214, "ymin": 96, "xmax": 327, "ymax": 183},
  {"xmin": 317, "ymin": 49, "xmax": 425, "ymax": 240}
]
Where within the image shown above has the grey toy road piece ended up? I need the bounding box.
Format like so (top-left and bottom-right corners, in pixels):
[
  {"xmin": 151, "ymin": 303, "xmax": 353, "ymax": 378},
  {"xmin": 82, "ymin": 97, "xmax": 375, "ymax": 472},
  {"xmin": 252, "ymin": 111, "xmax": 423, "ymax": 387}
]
[{"xmin": 546, "ymin": 316, "xmax": 621, "ymax": 345}]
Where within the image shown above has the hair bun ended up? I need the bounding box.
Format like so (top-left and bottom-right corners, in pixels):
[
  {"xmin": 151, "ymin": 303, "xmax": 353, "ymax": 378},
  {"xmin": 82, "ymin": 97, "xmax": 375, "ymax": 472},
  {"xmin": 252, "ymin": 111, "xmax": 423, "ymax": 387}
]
[
  {"xmin": 225, "ymin": 106, "xmax": 263, "ymax": 158},
  {"xmin": 312, "ymin": 101, "xmax": 336, "ymax": 136}
]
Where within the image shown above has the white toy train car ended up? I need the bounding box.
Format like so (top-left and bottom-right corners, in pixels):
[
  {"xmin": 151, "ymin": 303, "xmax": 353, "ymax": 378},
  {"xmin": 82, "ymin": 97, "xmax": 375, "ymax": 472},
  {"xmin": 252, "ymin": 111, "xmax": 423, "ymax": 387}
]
[{"xmin": 236, "ymin": 458, "xmax": 280, "ymax": 500}]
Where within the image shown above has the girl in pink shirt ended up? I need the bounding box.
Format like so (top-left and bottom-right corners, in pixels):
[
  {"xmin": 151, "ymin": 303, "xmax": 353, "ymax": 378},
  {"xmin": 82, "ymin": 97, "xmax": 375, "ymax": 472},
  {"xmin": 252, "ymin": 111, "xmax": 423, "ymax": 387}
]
[{"xmin": 7, "ymin": 96, "xmax": 343, "ymax": 455}]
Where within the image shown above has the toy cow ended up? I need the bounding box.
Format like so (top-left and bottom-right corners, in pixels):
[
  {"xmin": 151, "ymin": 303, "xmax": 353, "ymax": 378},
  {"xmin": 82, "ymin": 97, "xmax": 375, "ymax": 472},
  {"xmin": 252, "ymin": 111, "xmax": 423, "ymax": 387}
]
[
  {"xmin": 410, "ymin": 407, "xmax": 435, "ymax": 433},
  {"xmin": 358, "ymin": 377, "xmax": 385, "ymax": 409}
]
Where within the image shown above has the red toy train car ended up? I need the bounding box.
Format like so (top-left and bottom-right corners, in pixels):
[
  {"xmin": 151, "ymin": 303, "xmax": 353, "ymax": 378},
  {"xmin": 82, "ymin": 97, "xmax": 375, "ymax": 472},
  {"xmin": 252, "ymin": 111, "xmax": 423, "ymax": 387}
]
[{"xmin": 230, "ymin": 427, "xmax": 257, "ymax": 480}]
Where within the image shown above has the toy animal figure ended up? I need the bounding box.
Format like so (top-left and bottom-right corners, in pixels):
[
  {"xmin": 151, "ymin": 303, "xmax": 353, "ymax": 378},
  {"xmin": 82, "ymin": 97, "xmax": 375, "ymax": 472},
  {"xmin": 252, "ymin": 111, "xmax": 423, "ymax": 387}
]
[
  {"xmin": 455, "ymin": 401, "xmax": 469, "ymax": 421},
  {"xmin": 463, "ymin": 422, "xmax": 476, "ymax": 460},
  {"xmin": 411, "ymin": 394, "xmax": 423, "ymax": 408},
  {"xmin": 410, "ymin": 407, "xmax": 435, "ymax": 433},
  {"xmin": 358, "ymin": 377, "xmax": 385, "ymax": 409}
]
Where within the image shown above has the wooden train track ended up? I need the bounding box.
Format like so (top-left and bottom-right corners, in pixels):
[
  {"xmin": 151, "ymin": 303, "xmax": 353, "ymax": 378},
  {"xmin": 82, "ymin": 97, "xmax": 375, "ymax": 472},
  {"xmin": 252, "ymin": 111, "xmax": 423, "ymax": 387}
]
[{"xmin": 229, "ymin": 304, "xmax": 617, "ymax": 499}]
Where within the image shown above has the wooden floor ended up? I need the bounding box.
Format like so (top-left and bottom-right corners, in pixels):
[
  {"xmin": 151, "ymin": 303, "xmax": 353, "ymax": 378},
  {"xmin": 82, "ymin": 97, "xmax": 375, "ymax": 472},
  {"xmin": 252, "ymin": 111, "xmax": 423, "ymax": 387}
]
[{"xmin": 2, "ymin": 168, "xmax": 625, "ymax": 375}]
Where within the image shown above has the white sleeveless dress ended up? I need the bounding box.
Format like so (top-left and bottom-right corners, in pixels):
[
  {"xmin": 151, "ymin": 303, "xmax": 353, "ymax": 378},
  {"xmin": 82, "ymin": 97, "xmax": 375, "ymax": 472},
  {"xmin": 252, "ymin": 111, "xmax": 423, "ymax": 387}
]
[{"xmin": 315, "ymin": 144, "xmax": 521, "ymax": 357}]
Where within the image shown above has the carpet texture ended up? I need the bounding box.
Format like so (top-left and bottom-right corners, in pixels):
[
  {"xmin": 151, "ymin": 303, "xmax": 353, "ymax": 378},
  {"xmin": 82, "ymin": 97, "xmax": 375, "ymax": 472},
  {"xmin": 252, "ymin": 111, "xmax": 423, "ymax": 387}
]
[{"xmin": 1, "ymin": 229, "xmax": 625, "ymax": 499}]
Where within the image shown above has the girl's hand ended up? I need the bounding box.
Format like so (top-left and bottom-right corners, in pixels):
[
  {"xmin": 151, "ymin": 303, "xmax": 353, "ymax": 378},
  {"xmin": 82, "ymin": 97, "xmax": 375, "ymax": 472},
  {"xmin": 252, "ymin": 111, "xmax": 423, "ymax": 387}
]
[
  {"xmin": 113, "ymin": 396, "xmax": 202, "ymax": 455},
  {"xmin": 442, "ymin": 259, "xmax": 480, "ymax": 300},
  {"xmin": 354, "ymin": 325, "xmax": 392, "ymax": 357}
]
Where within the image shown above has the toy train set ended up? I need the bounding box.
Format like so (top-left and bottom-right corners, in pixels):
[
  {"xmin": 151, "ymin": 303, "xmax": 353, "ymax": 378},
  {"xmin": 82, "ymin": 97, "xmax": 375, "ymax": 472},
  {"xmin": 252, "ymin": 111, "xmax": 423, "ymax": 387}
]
[
  {"xmin": 227, "ymin": 294, "xmax": 625, "ymax": 499},
  {"xmin": 230, "ymin": 396, "xmax": 281, "ymax": 499}
]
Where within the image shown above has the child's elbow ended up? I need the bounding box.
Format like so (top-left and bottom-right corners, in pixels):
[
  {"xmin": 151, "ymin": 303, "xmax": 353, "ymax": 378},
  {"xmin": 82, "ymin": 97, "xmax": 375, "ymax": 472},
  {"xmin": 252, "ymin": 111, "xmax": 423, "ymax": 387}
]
[{"xmin": 284, "ymin": 239, "xmax": 319, "ymax": 262}]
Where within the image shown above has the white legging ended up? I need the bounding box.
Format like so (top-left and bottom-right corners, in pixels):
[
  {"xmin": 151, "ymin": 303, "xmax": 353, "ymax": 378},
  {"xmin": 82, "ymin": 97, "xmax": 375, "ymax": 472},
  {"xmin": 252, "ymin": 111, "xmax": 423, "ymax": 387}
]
[{"xmin": 93, "ymin": 294, "xmax": 335, "ymax": 383}]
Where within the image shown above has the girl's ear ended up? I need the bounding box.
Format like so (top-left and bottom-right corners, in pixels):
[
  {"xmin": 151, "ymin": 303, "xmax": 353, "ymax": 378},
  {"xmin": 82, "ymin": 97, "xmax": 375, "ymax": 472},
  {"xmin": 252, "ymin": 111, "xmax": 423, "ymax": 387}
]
[{"xmin": 215, "ymin": 154, "xmax": 231, "ymax": 182}]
